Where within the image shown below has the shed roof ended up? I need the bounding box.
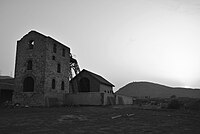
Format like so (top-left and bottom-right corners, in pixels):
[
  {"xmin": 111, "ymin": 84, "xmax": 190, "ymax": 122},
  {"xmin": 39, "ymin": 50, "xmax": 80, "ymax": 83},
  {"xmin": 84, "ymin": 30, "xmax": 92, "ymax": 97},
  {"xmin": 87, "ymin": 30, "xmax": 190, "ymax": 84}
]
[{"xmin": 71, "ymin": 69, "xmax": 114, "ymax": 87}]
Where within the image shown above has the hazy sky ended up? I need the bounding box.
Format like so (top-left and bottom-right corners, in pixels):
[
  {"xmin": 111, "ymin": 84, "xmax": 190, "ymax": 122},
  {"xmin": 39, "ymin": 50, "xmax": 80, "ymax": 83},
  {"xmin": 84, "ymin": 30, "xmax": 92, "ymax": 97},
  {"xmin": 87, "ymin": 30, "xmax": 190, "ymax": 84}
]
[{"xmin": 0, "ymin": 0, "xmax": 200, "ymax": 91}]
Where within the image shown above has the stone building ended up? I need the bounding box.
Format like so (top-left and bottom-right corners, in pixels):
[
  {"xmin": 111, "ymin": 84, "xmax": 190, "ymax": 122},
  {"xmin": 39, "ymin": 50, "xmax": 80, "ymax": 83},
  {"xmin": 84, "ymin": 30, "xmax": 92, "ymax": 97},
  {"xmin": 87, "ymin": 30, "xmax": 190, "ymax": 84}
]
[
  {"xmin": 13, "ymin": 31, "xmax": 70, "ymax": 106},
  {"xmin": 66, "ymin": 69, "xmax": 115, "ymax": 105},
  {"xmin": 69, "ymin": 69, "xmax": 114, "ymax": 94}
]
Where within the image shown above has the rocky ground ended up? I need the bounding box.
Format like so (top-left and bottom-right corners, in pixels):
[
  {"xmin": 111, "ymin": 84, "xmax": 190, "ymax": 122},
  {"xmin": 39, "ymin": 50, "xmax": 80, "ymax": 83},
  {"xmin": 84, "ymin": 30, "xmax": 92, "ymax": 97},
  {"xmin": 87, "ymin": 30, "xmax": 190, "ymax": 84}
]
[{"xmin": 0, "ymin": 105, "xmax": 200, "ymax": 134}]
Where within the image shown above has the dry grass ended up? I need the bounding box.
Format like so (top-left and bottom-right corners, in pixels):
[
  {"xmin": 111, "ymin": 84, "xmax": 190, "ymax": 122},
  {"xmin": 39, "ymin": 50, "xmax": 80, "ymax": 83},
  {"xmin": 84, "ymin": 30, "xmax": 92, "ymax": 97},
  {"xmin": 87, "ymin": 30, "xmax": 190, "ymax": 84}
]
[{"xmin": 0, "ymin": 105, "xmax": 200, "ymax": 134}]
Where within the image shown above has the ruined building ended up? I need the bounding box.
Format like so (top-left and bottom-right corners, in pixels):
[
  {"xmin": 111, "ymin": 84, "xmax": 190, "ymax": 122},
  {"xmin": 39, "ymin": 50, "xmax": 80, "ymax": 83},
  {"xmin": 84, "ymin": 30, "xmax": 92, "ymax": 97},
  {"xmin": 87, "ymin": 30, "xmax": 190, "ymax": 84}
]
[
  {"xmin": 12, "ymin": 30, "xmax": 123, "ymax": 107},
  {"xmin": 13, "ymin": 31, "xmax": 70, "ymax": 106}
]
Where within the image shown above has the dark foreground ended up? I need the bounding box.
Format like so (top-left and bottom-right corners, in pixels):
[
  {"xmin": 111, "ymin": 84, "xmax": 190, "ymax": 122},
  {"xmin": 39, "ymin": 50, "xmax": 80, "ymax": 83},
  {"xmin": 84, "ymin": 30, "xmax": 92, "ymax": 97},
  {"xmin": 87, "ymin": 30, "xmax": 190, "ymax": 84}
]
[{"xmin": 0, "ymin": 106, "xmax": 200, "ymax": 134}]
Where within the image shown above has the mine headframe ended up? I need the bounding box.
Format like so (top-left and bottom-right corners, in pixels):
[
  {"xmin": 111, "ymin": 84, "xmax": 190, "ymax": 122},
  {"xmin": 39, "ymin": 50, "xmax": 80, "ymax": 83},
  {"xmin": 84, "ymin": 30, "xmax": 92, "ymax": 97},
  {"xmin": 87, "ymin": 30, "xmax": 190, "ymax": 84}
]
[{"xmin": 69, "ymin": 53, "xmax": 80, "ymax": 80}]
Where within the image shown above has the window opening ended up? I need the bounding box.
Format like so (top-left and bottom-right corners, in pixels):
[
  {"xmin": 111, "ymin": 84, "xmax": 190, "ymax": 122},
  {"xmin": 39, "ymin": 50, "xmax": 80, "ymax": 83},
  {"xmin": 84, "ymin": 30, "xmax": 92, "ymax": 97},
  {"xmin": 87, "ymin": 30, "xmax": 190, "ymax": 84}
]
[
  {"xmin": 61, "ymin": 81, "xmax": 64, "ymax": 90},
  {"xmin": 62, "ymin": 48, "xmax": 65, "ymax": 57},
  {"xmin": 23, "ymin": 77, "xmax": 34, "ymax": 92},
  {"xmin": 78, "ymin": 77, "xmax": 90, "ymax": 92},
  {"xmin": 29, "ymin": 40, "xmax": 34, "ymax": 49},
  {"xmin": 57, "ymin": 63, "xmax": 61, "ymax": 73},
  {"xmin": 52, "ymin": 56, "xmax": 55, "ymax": 60},
  {"xmin": 53, "ymin": 44, "xmax": 57, "ymax": 53},
  {"xmin": 52, "ymin": 79, "xmax": 55, "ymax": 89},
  {"xmin": 27, "ymin": 60, "xmax": 32, "ymax": 70}
]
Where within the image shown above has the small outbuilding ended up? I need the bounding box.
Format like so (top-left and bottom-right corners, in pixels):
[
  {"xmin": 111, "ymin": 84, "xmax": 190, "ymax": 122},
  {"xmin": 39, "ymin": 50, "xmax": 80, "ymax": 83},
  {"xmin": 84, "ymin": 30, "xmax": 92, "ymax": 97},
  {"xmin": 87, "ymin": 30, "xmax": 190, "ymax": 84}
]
[
  {"xmin": 66, "ymin": 69, "xmax": 115, "ymax": 105},
  {"xmin": 70, "ymin": 69, "xmax": 114, "ymax": 94}
]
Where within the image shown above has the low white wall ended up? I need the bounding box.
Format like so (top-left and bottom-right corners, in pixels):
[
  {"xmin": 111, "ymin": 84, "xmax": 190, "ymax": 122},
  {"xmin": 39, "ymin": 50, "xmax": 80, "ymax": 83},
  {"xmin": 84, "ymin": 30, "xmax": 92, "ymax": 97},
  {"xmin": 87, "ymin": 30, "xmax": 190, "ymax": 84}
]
[
  {"xmin": 65, "ymin": 93, "xmax": 134, "ymax": 106},
  {"xmin": 65, "ymin": 92, "xmax": 103, "ymax": 105},
  {"xmin": 103, "ymin": 93, "xmax": 115, "ymax": 105},
  {"xmin": 116, "ymin": 94, "xmax": 133, "ymax": 105},
  {"xmin": 45, "ymin": 92, "xmax": 65, "ymax": 107}
]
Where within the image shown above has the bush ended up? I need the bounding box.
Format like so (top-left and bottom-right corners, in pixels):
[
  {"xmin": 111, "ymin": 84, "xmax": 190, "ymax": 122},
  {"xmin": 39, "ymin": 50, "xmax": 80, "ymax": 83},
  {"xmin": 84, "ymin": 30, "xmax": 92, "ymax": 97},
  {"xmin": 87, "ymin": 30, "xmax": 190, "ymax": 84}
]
[
  {"xmin": 170, "ymin": 95, "xmax": 176, "ymax": 99},
  {"xmin": 167, "ymin": 99, "xmax": 182, "ymax": 109}
]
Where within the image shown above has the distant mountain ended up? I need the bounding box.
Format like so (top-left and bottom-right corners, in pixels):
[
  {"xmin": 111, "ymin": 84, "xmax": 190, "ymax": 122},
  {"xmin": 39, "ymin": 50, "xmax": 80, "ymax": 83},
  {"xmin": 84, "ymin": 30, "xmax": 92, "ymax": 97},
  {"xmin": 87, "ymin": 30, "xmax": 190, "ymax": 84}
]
[
  {"xmin": 0, "ymin": 76, "xmax": 14, "ymax": 84},
  {"xmin": 0, "ymin": 76, "xmax": 13, "ymax": 79},
  {"xmin": 115, "ymin": 81, "xmax": 200, "ymax": 98}
]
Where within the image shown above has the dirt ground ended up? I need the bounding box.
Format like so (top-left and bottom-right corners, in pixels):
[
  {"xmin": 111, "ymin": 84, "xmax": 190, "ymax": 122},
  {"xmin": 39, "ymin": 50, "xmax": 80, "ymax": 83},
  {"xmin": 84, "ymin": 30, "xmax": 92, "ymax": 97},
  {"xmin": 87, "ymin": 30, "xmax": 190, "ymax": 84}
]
[{"xmin": 0, "ymin": 105, "xmax": 200, "ymax": 134}]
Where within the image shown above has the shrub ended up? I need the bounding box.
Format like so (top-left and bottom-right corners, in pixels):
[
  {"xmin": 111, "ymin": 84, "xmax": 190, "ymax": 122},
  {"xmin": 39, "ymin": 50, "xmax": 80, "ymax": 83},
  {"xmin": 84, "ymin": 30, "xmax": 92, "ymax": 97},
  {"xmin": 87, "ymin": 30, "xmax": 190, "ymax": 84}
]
[{"xmin": 170, "ymin": 95, "xmax": 176, "ymax": 99}]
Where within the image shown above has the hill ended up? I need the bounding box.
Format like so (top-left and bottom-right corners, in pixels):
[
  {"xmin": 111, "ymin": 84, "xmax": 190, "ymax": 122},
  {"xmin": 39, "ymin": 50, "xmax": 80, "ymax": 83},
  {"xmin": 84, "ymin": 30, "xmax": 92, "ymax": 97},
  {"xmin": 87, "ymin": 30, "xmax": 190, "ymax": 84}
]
[
  {"xmin": 115, "ymin": 81, "xmax": 200, "ymax": 98},
  {"xmin": 0, "ymin": 76, "xmax": 13, "ymax": 80},
  {"xmin": 0, "ymin": 76, "xmax": 14, "ymax": 84}
]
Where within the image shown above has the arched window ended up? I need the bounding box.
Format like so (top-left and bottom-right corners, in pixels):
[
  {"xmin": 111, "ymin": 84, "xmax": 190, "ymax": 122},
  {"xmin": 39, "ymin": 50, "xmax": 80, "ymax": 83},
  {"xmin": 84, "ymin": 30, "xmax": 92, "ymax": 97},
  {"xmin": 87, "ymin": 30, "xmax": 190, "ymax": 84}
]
[
  {"xmin": 27, "ymin": 60, "xmax": 32, "ymax": 70},
  {"xmin": 57, "ymin": 63, "xmax": 61, "ymax": 73},
  {"xmin": 61, "ymin": 81, "xmax": 64, "ymax": 90},
  {"xmin": 78, "ymin": 77, "xmax": 90, "ymax": 92},
  {"xmin": 53, "ymin": 44, "xmax": 57, "ymax": 53},
  {"xmin": 52, "ymin": 79, "xmax": 55, "ymax": 89},
  {"xmin": 23, "ymin": 77, "xmax": 34, "ymax": 92}
]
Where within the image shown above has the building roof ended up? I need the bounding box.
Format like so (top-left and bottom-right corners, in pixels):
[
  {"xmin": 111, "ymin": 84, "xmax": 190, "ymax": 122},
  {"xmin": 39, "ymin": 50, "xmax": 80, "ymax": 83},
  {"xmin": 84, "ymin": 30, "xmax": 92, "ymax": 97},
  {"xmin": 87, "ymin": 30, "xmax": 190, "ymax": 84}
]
[
  {"xmin": 19, "ymin": 30, "xmax": 70, "ymax": 49},
  {"xmin": 71, "ymin": 69, "xmax": 114, "ymax": 87}
]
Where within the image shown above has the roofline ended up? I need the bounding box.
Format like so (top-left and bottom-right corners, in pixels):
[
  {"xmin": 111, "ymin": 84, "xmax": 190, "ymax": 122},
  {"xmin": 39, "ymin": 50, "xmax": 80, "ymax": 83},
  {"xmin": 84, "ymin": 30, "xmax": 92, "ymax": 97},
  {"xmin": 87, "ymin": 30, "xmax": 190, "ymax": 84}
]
[
  {"xmin": 82, "ymin": 69, "xmax": 115, "ymax": 87},
  {"xmin": 18, "ymin": 30, "xmax": 70, "ymax": 49},
  {"xmin": 70, "ymin": 69, "xmax": 114, "ymax": 87}
]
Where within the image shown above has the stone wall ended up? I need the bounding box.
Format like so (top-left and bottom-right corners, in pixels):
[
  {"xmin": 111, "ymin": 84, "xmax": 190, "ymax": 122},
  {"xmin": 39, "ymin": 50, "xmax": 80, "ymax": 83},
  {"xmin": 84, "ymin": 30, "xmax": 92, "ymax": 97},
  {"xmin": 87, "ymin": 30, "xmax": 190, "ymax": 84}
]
[
  {"xmin": 44, "ymin": 92, "xmax": 65, "ymax": 106},
  {"xmin": 64, "ymin": 93, "xmax": 133, "ymax": 106},
  {"xmin": 14, "ymin": 31, "xmax": 46, "ymax": 93},
  {"xmin": 44, "ymin": 37, "xmax": 70, "ymax": 94},
  {"xmin": 116, "ymin": 94, "xmax": 133, "ymax": 105},
  {"xmin": 64, "ymin": 92, "xmax": 103, "ymax": 105},
  {"xmin": 13, "ymin": 92, "xmax": 45, "ymax": 106},
  {"xmin": 13, "ymin": 31, "xmax": 46, "ymax": 106}
]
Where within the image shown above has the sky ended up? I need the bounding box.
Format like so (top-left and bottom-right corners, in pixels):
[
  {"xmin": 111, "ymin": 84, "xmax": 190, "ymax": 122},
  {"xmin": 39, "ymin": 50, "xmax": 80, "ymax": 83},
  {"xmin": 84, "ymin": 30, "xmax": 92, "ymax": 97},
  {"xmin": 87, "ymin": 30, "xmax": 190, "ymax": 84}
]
[{"xmin": 0, "ymin": 0, "xmax": 200, "ymax": 91}]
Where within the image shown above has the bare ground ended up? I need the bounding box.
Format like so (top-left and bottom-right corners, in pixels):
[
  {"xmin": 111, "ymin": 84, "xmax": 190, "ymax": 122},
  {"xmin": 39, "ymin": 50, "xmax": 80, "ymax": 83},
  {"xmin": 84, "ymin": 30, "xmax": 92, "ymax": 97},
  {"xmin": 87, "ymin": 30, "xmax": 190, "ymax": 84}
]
[{"xmin": 0, "ymin": 105, "xmax": 200, "ymax": 134}]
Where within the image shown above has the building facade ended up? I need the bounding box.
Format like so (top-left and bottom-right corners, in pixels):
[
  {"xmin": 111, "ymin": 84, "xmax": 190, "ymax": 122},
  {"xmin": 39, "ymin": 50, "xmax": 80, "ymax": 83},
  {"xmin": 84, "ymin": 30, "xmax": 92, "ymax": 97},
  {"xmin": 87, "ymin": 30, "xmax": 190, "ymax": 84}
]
[
  {"xmin": 67, "ymin": 69, "xmax": 115, "ymax": 105},
  {"xmin": 69, "ymin": 69, "xmax": 114, "ymax": 94},
  {"xmin": 13, "ymin": 31, "xmax": 70, "ymax": 106}
]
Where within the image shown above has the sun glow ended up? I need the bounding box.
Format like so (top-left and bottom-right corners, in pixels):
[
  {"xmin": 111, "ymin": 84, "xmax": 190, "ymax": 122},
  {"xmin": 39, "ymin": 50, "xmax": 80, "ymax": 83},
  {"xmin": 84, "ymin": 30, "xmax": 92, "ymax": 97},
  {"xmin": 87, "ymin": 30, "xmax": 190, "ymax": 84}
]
[
  {"xmin": 122, "ymin": 11, "xmax": 200, "ymax": 87},
  {"xmin": 159, "ymin": 17, "xmax": 200, "ymax": 87}
]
